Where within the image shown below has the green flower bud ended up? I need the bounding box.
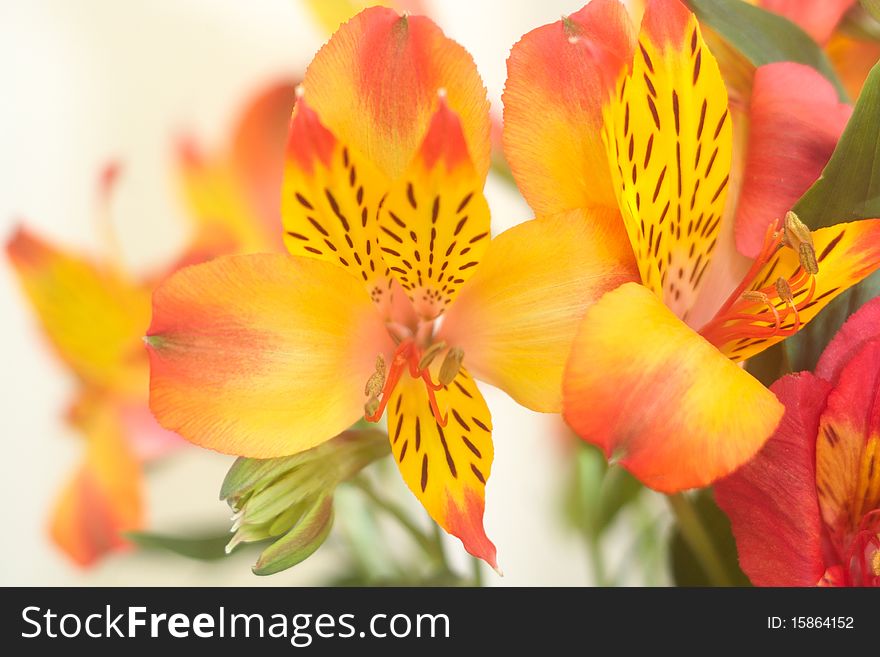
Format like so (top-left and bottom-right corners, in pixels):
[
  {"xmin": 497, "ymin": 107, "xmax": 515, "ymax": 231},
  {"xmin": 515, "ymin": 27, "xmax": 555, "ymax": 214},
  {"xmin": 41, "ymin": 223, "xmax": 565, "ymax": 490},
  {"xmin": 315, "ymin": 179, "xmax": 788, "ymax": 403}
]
[{"xmin": 220, "ymin": 428, "xmax": 389, "ymax": 574}]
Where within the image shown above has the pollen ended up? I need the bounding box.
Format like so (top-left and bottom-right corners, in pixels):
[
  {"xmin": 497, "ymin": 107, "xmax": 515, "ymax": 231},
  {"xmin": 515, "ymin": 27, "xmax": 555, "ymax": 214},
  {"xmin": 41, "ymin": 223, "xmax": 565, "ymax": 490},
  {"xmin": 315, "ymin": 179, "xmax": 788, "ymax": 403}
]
[{"xmin": 872, "ymin": 548, "xmax": 880, "ymax": 577}]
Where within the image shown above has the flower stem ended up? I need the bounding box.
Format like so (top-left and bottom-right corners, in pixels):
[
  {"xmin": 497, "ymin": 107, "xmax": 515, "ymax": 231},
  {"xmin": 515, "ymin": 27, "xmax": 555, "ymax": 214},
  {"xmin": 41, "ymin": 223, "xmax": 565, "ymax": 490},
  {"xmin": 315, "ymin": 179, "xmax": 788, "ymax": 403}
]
[
  {"xmin": 471, "ymin": 556, "xmax": 484, "ymax": 587},
  {"xmin": 351, "ymin": 477, "xmax": 442, "ymax": 564},
  {"xmin": 666, "ymin": 493, "xmax": 733, "ymax": 587}
]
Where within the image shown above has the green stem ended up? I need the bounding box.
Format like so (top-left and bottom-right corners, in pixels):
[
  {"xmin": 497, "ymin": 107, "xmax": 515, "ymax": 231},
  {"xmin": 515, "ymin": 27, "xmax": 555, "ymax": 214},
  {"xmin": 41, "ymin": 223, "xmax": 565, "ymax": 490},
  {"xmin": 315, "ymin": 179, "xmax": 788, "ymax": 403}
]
[
  {"xmin": 667, "ymin": 493, "xmax": 733, "ymax": 587},
  {"xmin": 351, "ymin": 477, "xmax": 442, "ymax": 564},
  {"xmin": 471, "ymin": 556, "xmax": 484, "ymax": 587},
  {"xmin": 586, "ymin": 534, "xmax": 609, "ymax": 587}
]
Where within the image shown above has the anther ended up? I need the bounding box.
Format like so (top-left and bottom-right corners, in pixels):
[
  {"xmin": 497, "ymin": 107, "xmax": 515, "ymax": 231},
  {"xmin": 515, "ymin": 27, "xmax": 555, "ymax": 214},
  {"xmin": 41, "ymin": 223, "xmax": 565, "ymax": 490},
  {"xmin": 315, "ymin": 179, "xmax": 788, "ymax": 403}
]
[
  {"xmin": 799, "ymin": 242, "xmax": 819, "ymax": 275},
  {"xmin": 363, "ymin": 355, "xmax": 386, "ymax": 417},
  {"xmin": 782, "ymin": 211, "xmax": 813, "ymax": 250},
  {"xmin": 872, "ymin": 548, "xmax": 880, "ymax": 577},
  {"xmin": 438, "ymin": 347, "xmax": 465, "ymax": 386},
  {"xmin": 418, "ymin": 341, "xmax": 447, "ymax": 371},
  {"xmin": 775, "ymin": 277, "xmax": 793, "ymax": 304}
]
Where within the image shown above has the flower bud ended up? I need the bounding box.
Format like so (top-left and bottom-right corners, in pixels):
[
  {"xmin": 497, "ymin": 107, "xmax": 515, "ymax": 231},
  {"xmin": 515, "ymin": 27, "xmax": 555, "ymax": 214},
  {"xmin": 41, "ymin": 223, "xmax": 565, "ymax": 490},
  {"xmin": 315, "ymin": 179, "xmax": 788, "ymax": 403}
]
[{"xmin": 220, "ymin": 429, "xmax": 389, "ymax": 574}]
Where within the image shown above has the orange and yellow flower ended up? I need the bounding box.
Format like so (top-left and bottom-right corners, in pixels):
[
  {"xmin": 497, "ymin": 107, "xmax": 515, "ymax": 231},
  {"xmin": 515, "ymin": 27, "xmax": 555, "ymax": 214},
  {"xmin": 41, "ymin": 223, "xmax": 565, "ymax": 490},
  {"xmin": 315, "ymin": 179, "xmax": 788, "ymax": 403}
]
[
  {"xmin": 145, "ymin": 7, "xmax": 635, "ymax": 568},
  {"xmin": 503, "ymin": 0, "xmax": 880, "ymax": 492},
  {"xmin": 5, "ymin": 80, "xmax": 294, "ymax": 566}
]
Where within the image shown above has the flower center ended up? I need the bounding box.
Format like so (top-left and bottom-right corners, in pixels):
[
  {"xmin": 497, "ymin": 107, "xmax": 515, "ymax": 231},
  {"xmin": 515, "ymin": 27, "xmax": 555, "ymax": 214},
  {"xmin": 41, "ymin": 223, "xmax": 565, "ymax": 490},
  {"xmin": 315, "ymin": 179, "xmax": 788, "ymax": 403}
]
[
  {"xmin": 698, "ymin": 212, "xmax": 819, "ymax": 350},
  {"xmin": 362, "ymin": 326, "xmax": 463, "ymax": 427}
]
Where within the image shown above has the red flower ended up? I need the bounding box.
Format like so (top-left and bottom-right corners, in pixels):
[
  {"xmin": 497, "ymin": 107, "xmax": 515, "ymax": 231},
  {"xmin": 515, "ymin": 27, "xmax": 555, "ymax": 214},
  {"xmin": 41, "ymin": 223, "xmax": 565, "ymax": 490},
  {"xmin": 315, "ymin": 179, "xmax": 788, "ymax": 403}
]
[{"xmin": 716, "ymin": 298, "xmax": 880, "ymax": 586}]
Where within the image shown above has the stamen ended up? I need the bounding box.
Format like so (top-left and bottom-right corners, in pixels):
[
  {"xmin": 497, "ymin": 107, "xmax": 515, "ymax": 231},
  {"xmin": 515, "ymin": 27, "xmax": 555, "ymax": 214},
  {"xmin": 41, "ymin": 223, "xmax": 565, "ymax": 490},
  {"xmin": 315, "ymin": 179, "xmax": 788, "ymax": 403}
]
[
  {"xmin": 799, "ymin": 243, "xmax": 819, "ymax": 275},
  {"xmin": 363, "ymin": 355, "xmax": 386, "ymax": 417},
  {"xmin": 439, "ymin": 347, "xmax": 465, "ymax": 386},
  {"xmin": 782, "ymin": 211, "xmax": 813, "ymax": 250},
  {"xmin": 872, "ymin": 548, "xmax": 880, "ymax": 578},
  {"xmin": 698, "ymin": 212, "xmax": 820, "ymax": 353},
  {"xmin": 418, "ymin": 341, "xmax": 447, "ymax": 371}
]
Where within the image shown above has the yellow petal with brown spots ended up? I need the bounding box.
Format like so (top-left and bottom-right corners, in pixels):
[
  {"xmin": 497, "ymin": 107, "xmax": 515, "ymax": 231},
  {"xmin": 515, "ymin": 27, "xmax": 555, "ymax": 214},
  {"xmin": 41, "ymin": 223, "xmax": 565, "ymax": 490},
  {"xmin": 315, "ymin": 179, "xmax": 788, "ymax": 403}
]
[
  {"xmin": 378, "ymin": 98, "xmax": 491, "ymax": 320},
  {"xmin": 603, "ymin": 0, "xmax": 732, "ymax": 319},
  {"xmin": 386, "ymin": 367, "xmax": 496, "ymax": 568},
  {"xmin": 704, "ymin": 220, "xmax": 880, "ymax": 362},
  {"xmin": 281, "ymin": 95, "xmax": 395, "ymax": 309}
]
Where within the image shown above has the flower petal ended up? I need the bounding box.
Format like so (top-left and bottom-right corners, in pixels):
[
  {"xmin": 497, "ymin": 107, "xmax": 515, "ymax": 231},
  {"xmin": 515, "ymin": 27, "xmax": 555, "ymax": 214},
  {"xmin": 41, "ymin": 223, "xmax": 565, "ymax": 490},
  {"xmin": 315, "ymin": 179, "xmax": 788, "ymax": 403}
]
[
  {"xmin": 303, "ymin": 7, "xmax": 490, "ymax": 180},
  {"xmin": 378, "ymin": 98, "xmax": 491, "ymax": 319},
  {"xmin": 734, "ymin": 63, "xmax": 851, "ymax": 259},
  {"xmin": 604, "ymin": 0, "xmax": 733, "ymax": 319},
  {"xmin": 563, "ymin": 282, "xmax": 784, "ymax": 492},
  {"xmin": 502, "ymin": 0, "xmax": 635, "ymax": 216},
  {"xmin": 714, "ymin": 373, "xmax": 831, "ymax": 587},
  {"xmin": 816, "ymin": 297, "xmax": 880, "ymax": 384},
  {"xmin": 387, "ymin": 368, "xmax": 496, "ymax": 568},
  {"xmin": 51, "ymin": 403, "xmax": 143, "ymax": 566},
  {"xmin": 439, "ymin": 209, "xmax": 637, "ymax": 413},
  {"xmin": 146, "ymin": 254, "xmax": 394, "ymax": 458},
  {"xmin": 6, "ymin": 227, "xmax": 150, "ymax": 396},
  {"xmin": 758, "ymin": 0, "xmax": 856, "ymax": 45},
  {"xmin": 712, "ymin": 220, "xmax": 880, "ymax": 362},
  {"xmin": 816, "ymin": 338, "xmax": 880, "ymax": 543},
  {"xmin": 826, "ymin": 34, "xmax": 880, "ymax": 101},
  {"xmin": 282, "ymin": 95, "xmax": 395, "ymax": 309},
  {"xmin": 177, "ymin": 83, "xmax": 295, "ymax": 254}
]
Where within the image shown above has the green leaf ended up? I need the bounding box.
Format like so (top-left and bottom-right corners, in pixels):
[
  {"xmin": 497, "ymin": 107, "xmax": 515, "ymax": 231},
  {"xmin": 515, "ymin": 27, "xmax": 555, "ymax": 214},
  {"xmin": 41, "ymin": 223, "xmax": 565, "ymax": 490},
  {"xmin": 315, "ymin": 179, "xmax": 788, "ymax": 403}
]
[
  {"xmin": 687, "ymin": 0, "xmax": 849, "ymax": 102},
  {"xmin": 784, "ymin": 62, "xmax": 880, "ymax": 371},
  {"xmin": 125, "ymin": 530, "xmax": 234, "ymax": 561},
  {"xmin": 794, "ymin": 63, "xmax": 880, "ymax": 228},
  {"xmin": 669, "ymin": 491, "xmax": 750, "ymax": 587},
  {"xmin": 252, "ymin": 494, "xmax": 334, "ymax": 575}
]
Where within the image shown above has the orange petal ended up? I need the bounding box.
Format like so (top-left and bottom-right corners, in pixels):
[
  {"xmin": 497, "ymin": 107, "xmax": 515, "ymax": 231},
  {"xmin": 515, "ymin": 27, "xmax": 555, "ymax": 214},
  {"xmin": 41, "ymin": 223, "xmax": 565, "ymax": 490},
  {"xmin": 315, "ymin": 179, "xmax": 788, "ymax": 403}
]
[
  {"xmin": 177, "ymin": 82, "xmax": 295, "ymax": 254},
  {"xmin": 303, "ymin": 7, "xmax": 490, "ymax": 180},
  {"xmin": 50, "ymin": 403, "xmax": 143, "ymax": 567},
  {"xmin": 6, "ymin": 227, "xmax": 150, "ymax": 396},
  {"xmin": 563, "ymin": 282, "xmax": 783, "ymax": 492},
  {"xmin": 378, "ymin": 98, "xmax": 491, "ymax": 319},
  {"xmin": 603, "ymin": 0, "xmax": 733, "ymax": 318},
  {"xmin": 146, "ymin": 254, "xmax": 394, "ymax": 458},
  {"xmin": 387, "ymin": 368, "xmax": 496, "ymax": 568},
  {"xmin": 502, "ymin": 0, "xmax": 635, "ymax": 216},
  {"xmin": 440, "ymin": 208, "xmax": 637, "ymax": 412},
  {"xmin": 734, "ymin": 63, "xmax": 851, "ymax": 258},
  {"xmin": 826, "ymin": 33, "xmax": 880, "ymax": 101}
]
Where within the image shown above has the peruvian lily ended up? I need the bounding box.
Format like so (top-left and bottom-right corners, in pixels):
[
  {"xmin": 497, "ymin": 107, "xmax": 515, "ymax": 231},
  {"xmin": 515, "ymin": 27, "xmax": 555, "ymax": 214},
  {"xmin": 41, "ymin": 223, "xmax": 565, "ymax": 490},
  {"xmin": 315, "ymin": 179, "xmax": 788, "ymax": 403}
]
[
  {"xmin": 503, "ymin": 0, "xmax": 880, "ymax": 491},
  {"xmin": 145, "ymin": 7, "xmax": 632, "ymax": 569},
  {"xmin": 5, "ymin": 80, "xmax": 292, "ymax": 566},
  {"xmin": 716, "ymin": 298, "xmax": 880, "ymax": 587}
]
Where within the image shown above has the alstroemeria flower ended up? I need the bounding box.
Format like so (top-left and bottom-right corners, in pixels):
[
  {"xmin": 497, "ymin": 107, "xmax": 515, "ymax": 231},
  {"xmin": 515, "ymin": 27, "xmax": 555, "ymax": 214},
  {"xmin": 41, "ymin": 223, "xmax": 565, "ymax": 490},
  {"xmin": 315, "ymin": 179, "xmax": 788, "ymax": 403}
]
[
  {"xmin": 7, "ymin": 223, "xmax": 153, "ymax": 566},
  {"xmin": 503, "ymin": 0, "xmax": 880, "ymax": 491},
  {"xmin": 146, "ymin": 7, "xmax": 634, "ymax": 569},
  {"xmin": 6, "ymin": 80, "xmax": 293, "ymax": 566},
  {"xmin": 716, "ymin": 298, "xmax": 880, "ymax": 586}
]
